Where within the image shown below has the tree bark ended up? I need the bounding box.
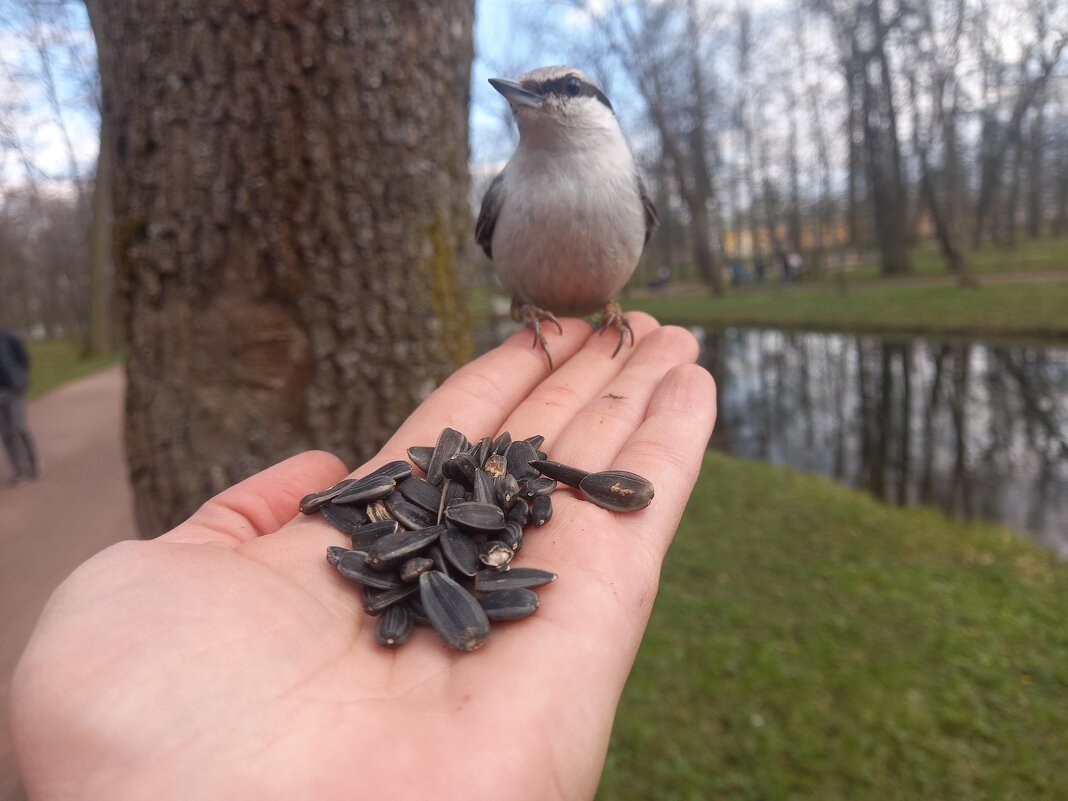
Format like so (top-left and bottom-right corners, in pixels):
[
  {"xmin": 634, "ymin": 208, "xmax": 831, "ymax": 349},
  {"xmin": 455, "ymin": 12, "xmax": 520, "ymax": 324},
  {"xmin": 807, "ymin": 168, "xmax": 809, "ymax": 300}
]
[{"xmin": 94, "ymin": 0, "xmax": 475, "ymax": 536}]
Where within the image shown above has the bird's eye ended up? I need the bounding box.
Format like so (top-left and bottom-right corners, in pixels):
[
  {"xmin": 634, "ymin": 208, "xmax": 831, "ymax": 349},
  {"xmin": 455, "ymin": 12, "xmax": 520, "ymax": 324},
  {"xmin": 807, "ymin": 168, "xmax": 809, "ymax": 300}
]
[{"xmin": 565, "ymin": 77, "xmax": 581, "ymax": 96}]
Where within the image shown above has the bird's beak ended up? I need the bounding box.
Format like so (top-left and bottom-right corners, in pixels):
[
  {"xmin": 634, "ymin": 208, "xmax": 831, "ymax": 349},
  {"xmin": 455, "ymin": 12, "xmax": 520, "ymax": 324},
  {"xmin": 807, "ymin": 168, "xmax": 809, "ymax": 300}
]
[{"xmin": 489, "ymin": 77, "xmax": 544, "ymax": 109}]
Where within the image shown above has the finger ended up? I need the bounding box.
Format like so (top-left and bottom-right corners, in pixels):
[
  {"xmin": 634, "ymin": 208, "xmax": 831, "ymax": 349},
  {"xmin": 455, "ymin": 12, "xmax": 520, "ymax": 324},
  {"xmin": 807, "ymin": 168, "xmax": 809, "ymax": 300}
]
[
  {"xmin": 609, "ymin": 363, "xmax": 718, "ymax": 555},
  {"xmin": 494, "ymin": 311, "xmax": 663, "ymax": 449},
  {"xmin": 160, "ymin": 450, "xmax": 349, "ymax": 547},
  {"xmin": 364, "ymin": 317, "xmax": 594, "ymax": 474},
  {"xmin": 541, "ymin": 325, "xmax": 700, "ymax": 472}
]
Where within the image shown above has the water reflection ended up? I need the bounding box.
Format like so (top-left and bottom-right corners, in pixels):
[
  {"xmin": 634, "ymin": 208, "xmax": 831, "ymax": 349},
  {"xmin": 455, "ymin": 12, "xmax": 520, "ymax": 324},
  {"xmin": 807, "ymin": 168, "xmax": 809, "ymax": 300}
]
[{"xmin": 701, "ymin": 329, "xmax": 1068, "ymax": 554}]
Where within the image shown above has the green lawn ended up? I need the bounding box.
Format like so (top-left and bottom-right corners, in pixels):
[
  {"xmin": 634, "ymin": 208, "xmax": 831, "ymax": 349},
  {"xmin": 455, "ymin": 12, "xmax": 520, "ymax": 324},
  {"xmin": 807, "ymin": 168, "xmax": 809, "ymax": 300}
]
[
  {"xmin": 600, "ymin": 452, "xmax": 1068, "ymax": 800},
  {"xmin": 27, "ymin": 340, "xmax": 124, "ymax": 399},
  {"xmin": 627, "ymin": 281, "xmax": 1068, "ymax": 339}
]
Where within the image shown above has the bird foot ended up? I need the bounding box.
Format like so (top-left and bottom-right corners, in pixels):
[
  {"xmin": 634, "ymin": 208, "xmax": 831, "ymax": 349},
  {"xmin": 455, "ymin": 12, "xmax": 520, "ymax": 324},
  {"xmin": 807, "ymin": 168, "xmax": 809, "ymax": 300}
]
[
  {"xmin": 511, "ymin": 299, "xmax": 563, "ymax": 370},
  {"xmin": 596, "ymin": 301, "xmax": 634, "ymax": 358}
]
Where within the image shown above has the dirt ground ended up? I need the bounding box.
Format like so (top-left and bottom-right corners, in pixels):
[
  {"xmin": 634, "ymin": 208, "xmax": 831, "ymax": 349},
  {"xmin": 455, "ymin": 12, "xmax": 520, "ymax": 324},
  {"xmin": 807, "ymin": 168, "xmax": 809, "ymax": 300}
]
[{"xmin": 0, "ymin": 367, "xmax": 135, "ymax": 801}]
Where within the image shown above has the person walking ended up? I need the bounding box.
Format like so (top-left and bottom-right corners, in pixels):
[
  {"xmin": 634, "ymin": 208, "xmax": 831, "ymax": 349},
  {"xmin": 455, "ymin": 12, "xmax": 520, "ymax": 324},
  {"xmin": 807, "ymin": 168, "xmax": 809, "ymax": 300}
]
[{"xmin": 0, "ymin": 326, "xmax": 39, "ymax": 486}]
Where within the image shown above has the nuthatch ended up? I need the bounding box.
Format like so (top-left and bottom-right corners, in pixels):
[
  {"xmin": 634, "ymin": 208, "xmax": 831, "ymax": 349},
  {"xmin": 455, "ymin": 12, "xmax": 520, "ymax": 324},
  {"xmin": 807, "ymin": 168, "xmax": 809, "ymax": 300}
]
[{"xmin": 476, "ymin": 66, "xmax": 658, "ymax": 369}]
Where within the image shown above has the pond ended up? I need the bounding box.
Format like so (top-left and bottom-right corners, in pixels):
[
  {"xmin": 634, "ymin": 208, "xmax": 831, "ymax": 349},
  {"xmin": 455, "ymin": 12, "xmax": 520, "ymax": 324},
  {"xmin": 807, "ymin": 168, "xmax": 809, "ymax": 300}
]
[{"xmin": 698, "ymin": 328, "xmax": 1068, "ymax": 555}]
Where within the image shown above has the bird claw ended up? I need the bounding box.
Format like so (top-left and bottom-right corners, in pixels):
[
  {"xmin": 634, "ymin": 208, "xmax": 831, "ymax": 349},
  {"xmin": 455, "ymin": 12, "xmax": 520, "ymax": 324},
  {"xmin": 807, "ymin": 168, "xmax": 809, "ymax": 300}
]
[
  {"xmin": 512, "ymin": 300, "xmax": 562, "ymax": 370},
  {"xmin": 598, "ymin": 301, "xmax": 634, "ymax": 358}
]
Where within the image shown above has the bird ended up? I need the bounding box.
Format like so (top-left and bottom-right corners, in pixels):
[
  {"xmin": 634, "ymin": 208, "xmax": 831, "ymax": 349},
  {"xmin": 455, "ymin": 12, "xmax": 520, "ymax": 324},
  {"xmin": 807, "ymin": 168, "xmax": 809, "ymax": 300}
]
[{"xmin": 476, "ymin": 65, "xmax": 659, "ymax": 369}]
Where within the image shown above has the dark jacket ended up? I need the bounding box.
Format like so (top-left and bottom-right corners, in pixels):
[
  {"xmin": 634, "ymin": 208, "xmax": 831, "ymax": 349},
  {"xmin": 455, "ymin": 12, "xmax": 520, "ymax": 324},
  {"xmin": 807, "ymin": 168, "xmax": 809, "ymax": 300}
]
[{"xmin": 0, "ymin": 327, "xmax": 30, "ymax": 394}]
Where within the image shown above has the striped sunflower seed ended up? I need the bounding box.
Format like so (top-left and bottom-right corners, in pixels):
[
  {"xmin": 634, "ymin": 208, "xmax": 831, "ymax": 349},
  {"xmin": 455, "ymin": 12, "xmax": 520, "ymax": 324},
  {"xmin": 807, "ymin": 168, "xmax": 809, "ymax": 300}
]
[
  {"xmin": 426, "ymin": 427, "xmax": 467, "ymax": 487},
  {"xmin": 369, "ymin": 460, "xmax": 415, "ymax": 483},
  {"xmin": 336, "ymin": 550, "xmax": 404, "ymax": 590},
  {"xmin": 299, "ymin": 479, "xmax": 357, "ymax": 514},
  {"xmin": 350, "ymin": 519, "xmax": 399, "ymax": 550},
  {"xmin": 505, "ymin": 440, "xmax": 541, "ymax": 481},
  {"xmin": 363, "ymin": 583, "xmax": 419, "ymax": 616},
  {"xmin": 472, "ymin": 468, "xmax": 496, "ymax": 506},
  {"xmin": 491, "ymin": 431, "xmax": 512, "ymax": 456},
  {"xmin": 396, "ymin": 476, "xmax": 443, "ymax": 514},
  {"xmin": 440, "ymin": 525, "xmax": 481, "ymax": 577},
  {"xmin": 399, "ymin": 556, "xmax": 435, "ymax": 583},
  {"xmin": 331, "ymin": 474, "xmax": 397, "ymax": 506},
  {"xmin": 474, "ymin": 567, "xmax": 557, "ymax": 592},
  {"xmin": 441, "ymin": 451, "xmax": 479, "ymax": 489},
  {"xmin": 364, "ymin": 524, "xmax": 445, "ymax": 571},
  {"xmin": 519, "ymin": 477, "xmax": 557, "ymax": 499},
  {"xmin": 406, "ymin": 445, "xmax": 435, "ymax": 473},
  {"xmin": 445, "ymin": 501, "xmax": 506, "ymax": 533},
  {"xmin": 578, "ymin": 470, "xmax": 655, "ymax": 512},
  {"xmin": 375, "ymin": 604, "xmax": 414, "ymax": 648},
  {"xmin": 320, "ymin": 501, "xmax": 371, "ymax": 535},
  {"xmin": 478, "ymin": 588, "xmax": 540, "ymax": 621},
  {"xmin": 531, "ymin": 494, "xmax": 553, "ymax": 527},
  {"xmin": 419, "ymin": 571, "xmax": 491, "ymax": 652},
  {"xmin": 528, "ymin": 459, "xmax": 589, "ymax": 488}
]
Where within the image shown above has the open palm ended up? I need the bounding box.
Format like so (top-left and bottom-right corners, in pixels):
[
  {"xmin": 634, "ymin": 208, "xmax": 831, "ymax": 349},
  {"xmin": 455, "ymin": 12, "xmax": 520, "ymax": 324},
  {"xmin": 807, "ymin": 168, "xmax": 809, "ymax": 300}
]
[{"xmin": 12, "ymin": 314, "xmax": 716, "ymax": 801}]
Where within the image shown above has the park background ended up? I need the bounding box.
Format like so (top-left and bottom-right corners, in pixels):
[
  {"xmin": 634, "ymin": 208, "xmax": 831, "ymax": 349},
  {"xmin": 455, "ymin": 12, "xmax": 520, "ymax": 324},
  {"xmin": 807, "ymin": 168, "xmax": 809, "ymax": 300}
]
[{"xmin": 1, "ymin": 0, "xmax": 1067, "ymax": 798}]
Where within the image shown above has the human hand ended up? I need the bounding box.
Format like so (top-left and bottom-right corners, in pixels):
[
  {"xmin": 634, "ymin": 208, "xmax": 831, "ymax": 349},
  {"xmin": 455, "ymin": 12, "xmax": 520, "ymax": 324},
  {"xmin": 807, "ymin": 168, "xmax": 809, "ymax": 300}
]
[{"xmin": 12, "ymin": 314, "xmax": 716, "ymax": 801}]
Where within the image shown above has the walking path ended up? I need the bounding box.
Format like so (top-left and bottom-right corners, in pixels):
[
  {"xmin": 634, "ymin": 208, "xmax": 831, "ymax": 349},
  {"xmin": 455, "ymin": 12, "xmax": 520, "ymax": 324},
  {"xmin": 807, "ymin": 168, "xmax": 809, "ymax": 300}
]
[{"xmin": 0, "ymin": 366, "xmax": 134, "ymax": 801}]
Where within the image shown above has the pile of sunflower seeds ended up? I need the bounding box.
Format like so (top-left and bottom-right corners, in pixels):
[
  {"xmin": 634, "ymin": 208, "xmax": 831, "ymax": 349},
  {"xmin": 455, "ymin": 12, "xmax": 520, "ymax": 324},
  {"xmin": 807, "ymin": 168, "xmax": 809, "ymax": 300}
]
[{"xmin": 301, "ymin": 427, "xmax": 654, "ymax": 653}]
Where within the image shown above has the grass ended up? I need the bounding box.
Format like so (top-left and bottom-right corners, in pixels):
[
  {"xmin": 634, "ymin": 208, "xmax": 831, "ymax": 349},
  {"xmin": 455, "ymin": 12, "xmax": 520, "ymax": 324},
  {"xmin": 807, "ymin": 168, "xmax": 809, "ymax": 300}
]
[
  {"xmin": 27, "ymin": 340, "xmax": 124, "ymax": 399},
  {"xmin": 599, "ymin": 451, "xmax": 1068, "ymax": 800},
  {"xmin": 627, "ymin": 281, "xmax": 1068, "ymax": 339}
]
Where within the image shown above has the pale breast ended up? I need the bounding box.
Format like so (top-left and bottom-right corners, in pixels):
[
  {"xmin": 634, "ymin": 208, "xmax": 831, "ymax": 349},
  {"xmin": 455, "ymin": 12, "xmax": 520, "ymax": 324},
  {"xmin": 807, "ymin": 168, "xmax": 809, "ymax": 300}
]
[{"xmin": 491, "ymin": 148, "xmax": 646, "ymax": 316}]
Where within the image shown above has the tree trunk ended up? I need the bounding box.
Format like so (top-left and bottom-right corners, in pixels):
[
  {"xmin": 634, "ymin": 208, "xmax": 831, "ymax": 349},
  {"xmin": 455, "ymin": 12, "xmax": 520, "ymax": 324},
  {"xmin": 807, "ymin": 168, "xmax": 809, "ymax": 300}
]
[
  {"xmin": 1026, "ymin": 105, "xmax": 1044, "ymax": 238},
  {"xmin": 94, "ymin": 0, "xmax": 475, "ymax": 537}
]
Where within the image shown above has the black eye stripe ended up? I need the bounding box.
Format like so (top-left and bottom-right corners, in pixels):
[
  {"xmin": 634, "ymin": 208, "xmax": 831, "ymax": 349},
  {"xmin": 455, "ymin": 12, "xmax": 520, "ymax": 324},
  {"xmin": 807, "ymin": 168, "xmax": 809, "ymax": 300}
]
[{"xmin": 527, "ymin": 76, "xmax": 614, "ymax": 113}]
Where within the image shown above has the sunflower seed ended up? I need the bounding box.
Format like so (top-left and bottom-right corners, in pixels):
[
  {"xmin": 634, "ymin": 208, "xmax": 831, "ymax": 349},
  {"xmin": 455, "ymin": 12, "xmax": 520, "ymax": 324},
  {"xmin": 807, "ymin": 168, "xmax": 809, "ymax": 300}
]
[
  {"xmin": 445, "ymin": 501, "xmax": 506, "ymax": 533},
  {"xmin": 407, "ymin": 445, "xmax": 435, "ymax": 473},
  {"xmin": 350, "ymin": 519, "xmax": 400, "ymax": 550},
  {"xmin": 484, "ymin": 452, "xmax": 507, "ymax": 479},
  {"xmin": 370, "ymin": 460, "xmax": 414, "ymax": 482},
  {"xmin": 426, "ymin": 427, "xmax": 466, "ymax": 487},
  {"xmin": 578, "ymin": 470, "xmax": 655, "ymax": 512},
  {"xmin": 436, "ymin": 478, "xmax": 466, "ymax": 524},
  {"xmin": 495, "ymin": 473, "xmax": 520, "ymax": 507},
  {"xmin": 397, "ymin": 476, "xmax": 443, "ymax": 513},
  {"xmin": 419, "ymin": 571, "xmax": 491, "ymax": 652},
  {"xmin": 506, "ymin": 498, "xmax": 530, "ymax": 526},
  {"xmin": 505, "ymin": 440, "xmax": 541, "ymax": 480},
  {"xmin": 407, "ymin": 596, "xmax": 431, "ymax": 625},
  {"xmin": 440, "ymin": 525, "xmax": 480, "ymax": 577},
  {"xmin": 491, "ymin": 431, "xmax": 512, "ymax": 456},
  {"xmin": 337, "ymin": 550, "xmax": 404, "ymax": 590},
  {"xmin": 299, "ymin": 479, "xmax": 357, "ymax": 514},
  {"xmin": 426, "ymin": 542, "xmax": 453, "ymax": 579},
  {"xmin": 478, "ymin": 588, "xmax": 540, "ymax": 621},
  {"xmin": 320, "ymin": 501, "xmax": 371, "ymax": 534},
  {"xmin": 364, "ymin": 524, "xmax": 445, "ymax": 571},
  {"xmin": 499, "ymin": 520, "xmax": 523, "ymax": 551},
  {"xmin": 441, "ymin": 452, "xmax": 479, "ymax": 488},
  {"xmin": 524, "ymin": 434, "xmax": 546, "ymax": 451},
  {"xmin": 474, "ymin": 567, "xmax": 558, "ymax": 592},
  {"xmin": 528, "ymin": 459, "xmax": 589, "ymax": 488},
  {"xmin": 326, "ymin": 545, "xmax": 349, "ymax": 565},
  {"xmin": 469, "ymin": 436, "xmax": 492, "ymax": 469},
  {"xmin": 399, "ymin": 556, "xmax": 435, "ymax": 583},
  {"xmin": 375, "ymin": 604, "xmax": 414, "ymax": 648},
  {"xmin": 331, "ymin": 473, "xmax": 396, "ymax": 506},
  {"xmin": 387, "ymin": 498, "xmax": 435, "ymax": 531},
  {"xmin": 364, "ymin": 583, "xmax": 420, "ymax": 615},
  {"xmin": 519, "ymin": 477, "xmax": 557, "ymax": 499},
  {"xmin": 479, "ymin": 540, "xmax": 514, "ymax": 569},
  {"xmin": 472, "ymin": 468, "xmax": 496, "ymax": 505},
  {"xmin": 531, "ymin": 495, "xmax": 553, "ymax": 527}
]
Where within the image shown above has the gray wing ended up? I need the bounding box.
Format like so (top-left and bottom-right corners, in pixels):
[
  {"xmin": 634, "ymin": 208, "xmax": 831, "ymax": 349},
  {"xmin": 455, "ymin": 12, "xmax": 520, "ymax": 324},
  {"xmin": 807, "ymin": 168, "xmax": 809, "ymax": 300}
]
[
  {"xmin": 637, "ymin": 173, "xmax": 659, "ymax": 248},
  {"xmin": 475, "ymin": 171, "xmax": 506, "ymax": 259}
]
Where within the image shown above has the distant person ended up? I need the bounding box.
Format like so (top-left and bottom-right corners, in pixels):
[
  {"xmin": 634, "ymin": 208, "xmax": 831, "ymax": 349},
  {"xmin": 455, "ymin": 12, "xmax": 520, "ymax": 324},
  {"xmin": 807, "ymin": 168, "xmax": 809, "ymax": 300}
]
[
  {"xmin": 754, "ymin": 258, "xmax": 766, "ymax": 284},
  {"xmin": 779, "ymin": 251, "xmax": 791, "ymax": 284},
  {"xmin": 787, "ymin": 251, "xmax": 803, "ymax": 283},
  {"xmin": 0, "ymin": 326, "xmax": 39, "ymax": 486}
]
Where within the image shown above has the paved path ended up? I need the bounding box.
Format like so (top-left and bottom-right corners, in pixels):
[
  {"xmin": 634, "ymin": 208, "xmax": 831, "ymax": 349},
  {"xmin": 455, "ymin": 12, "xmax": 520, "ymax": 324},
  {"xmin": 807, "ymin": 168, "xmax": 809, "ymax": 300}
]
[{"xmin": 0, "ymin": 367, "xmax": 134, "ymax": 801}]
